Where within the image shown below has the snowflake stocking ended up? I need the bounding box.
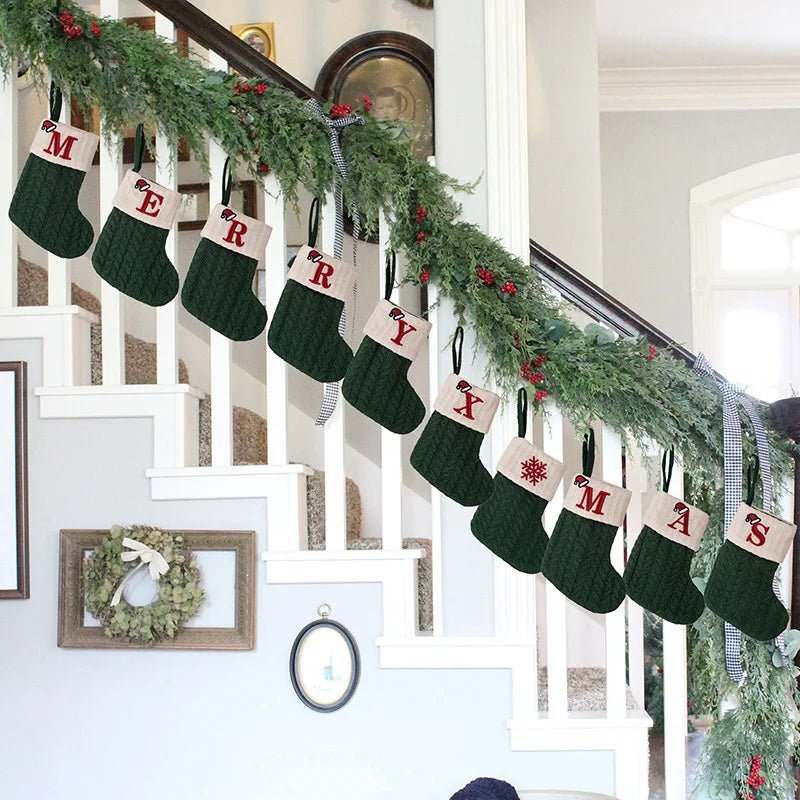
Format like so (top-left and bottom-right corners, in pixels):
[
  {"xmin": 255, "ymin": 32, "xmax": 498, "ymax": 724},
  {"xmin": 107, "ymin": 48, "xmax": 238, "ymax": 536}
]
[{"xmin": 471, "ymin": 436, "xmax": 564, "ymax": 573}]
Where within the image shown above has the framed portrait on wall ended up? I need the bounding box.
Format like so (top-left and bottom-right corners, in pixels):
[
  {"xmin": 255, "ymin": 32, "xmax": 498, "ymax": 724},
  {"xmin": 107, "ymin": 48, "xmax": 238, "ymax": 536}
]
[
  {"xmin": 0, "ymin": 362, "xmax": 28, "ymax": 600},
  {"xmin": 315, "ymin": 31, "xmax": 434, "ymax": 162}
]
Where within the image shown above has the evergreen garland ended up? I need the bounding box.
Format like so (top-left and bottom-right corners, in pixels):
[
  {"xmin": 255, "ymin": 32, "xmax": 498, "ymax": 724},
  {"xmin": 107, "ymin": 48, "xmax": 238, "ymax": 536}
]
[{"xmin": 1, "ymin": 2, "xmax": 799, "ymax": 794}]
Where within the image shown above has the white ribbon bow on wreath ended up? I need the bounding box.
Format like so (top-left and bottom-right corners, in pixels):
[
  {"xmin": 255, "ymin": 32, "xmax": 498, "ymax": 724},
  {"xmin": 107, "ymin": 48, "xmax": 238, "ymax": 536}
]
[{"xmin": 110, "ymin": 537, "xmax": 169, "ymax": 607}]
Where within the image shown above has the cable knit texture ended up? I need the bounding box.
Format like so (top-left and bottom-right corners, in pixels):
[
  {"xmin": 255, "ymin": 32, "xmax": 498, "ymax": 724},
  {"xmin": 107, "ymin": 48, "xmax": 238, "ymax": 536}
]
[
  {"xmin": 624, "ymin": 526, "xmax": 705, "ymax": 624},
  {"xmin": 342, "ymin": 336, "xmax": 425, "ymax": 433},
  {"xmin": 449, "ymin": 777, "xmax": 520, "ymax": 800},
  {"xmin": 9, "ymin": 154, "xmax": 94, "ymax": 258},
  {"xmin": 541, "ymin": 508, "xmax": 625, "ymax": 613},
  {"xmin": 704, "ymin": 540, "xmax": 788, "ymax": 641},
  {"xmin": 471, "ymin": 473, "xmax": 549, "ymax": 573},
  {"xmin": 181, "ymin": 238, "xmax": 267, "ymax": 341},
  {"xmin": 410, "ymin": 411, "xmax": 493, "ymax": 506},
  {"xmin": 92, "ymin": 208, "xmax": 178, "ymax": 306},
  {"xmin": 268, "ymin": 280, "xmax": 353, "ymax": 381}
]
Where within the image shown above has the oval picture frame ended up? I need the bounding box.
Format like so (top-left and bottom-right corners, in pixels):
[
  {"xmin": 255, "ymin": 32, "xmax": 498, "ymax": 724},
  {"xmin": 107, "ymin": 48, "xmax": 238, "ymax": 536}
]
[{"xmin": 289, "ymin": 618, "xmax": 360, "ymax": 712}]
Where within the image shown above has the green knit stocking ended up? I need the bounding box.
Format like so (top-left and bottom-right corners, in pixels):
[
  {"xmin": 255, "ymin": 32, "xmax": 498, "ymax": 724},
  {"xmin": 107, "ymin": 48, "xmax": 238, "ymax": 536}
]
[
  {"xmin": 267, "ymin": 245, "xmax": 356, "ymax": 382},
  {"xmin": 623, "ymin": 492, "xmax": 708, "ymax": 624},
  {"xmin": 92, "ymin": 163, "xmax": 182, "ymax": 306},
  {"xmin": 704, "ymin": 503, "xmax": 795, "ymax": 641},
  {"xmin": 9, "ymin": 111, "xmax": 99, "ymax": 258},
  {"xmin": 342, "ymin": 263, "xmax": 432, "ymax": 434}
]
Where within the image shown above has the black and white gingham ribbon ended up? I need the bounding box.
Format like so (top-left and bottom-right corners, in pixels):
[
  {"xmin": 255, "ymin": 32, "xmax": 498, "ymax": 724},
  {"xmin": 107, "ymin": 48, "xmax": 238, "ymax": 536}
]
[
  {"xmin": 694, "ymin": 353, "xmax": 788, "ymax": 681},
  {"xmin": 306, "ymin": 99, "xmax": 364, "ymax": 426}
]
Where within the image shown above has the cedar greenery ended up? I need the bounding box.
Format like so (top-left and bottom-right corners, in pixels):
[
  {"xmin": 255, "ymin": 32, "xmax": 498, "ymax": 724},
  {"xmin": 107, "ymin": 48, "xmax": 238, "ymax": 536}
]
[{"xmin": 2, "ymin": 1, "xmax": 799, "ymax": 794}]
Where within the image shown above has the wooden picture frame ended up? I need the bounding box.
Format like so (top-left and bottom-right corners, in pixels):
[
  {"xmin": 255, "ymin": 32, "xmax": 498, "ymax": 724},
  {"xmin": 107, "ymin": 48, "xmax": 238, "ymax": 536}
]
[
  {"xmin": 0, "ymin": 362, "xmax": 28, "ymax": 600},
  {"xmin": 230, "ymin": 22, "xmax": 276, "ymax": 62},
  {"xmin": 58, "ymin": 529, "xmax": 256, "ymax": 650},
  {"xmin": 177, "ymin": 180, "xmax": 257, "ymax": 231},
  {"xmin": 315, "ymin": 31, "xmax": 434, "ymax": 241},
  {"xmin": 70, "ymin": 16, "xmax": 191, "ymax": 164}
]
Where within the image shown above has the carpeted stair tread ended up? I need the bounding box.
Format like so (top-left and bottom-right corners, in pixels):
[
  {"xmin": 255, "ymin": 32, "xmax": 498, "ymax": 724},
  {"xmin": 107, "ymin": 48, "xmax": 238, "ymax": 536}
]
[
  {"xmin": 197, "ymin": 396, "xmax": 270, "ymax": 468},
  {"xmin": 305, "ymin": 472, "xmax": 363, "ymax": 547},
  {"xmin": 537, "ymin": 667, "xmax": 640, "ymax": 712}
]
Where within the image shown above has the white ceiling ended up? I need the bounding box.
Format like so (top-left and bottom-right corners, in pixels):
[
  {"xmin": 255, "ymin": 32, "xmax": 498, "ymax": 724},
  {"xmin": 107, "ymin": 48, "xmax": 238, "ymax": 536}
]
[{"xmin": 596, "ymin": 0, "xmax": 800, "ymax": 69}]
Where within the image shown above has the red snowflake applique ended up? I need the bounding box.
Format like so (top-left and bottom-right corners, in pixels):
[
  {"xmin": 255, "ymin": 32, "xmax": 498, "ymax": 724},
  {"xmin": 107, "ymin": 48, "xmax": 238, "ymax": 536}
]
[{"xmin": 520, "ymin": 456, "xmax": 547, "ymax": 485}]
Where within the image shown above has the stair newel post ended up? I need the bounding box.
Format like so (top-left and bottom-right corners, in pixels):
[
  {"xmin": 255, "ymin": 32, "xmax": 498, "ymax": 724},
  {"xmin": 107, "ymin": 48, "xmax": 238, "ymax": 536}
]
[
  {"xmin": 264, "ymin": 171, "xmax": 288, "ymax": 465},
  {"xmin": 98, "ymin": 0, "xmax": 125, "ymax": 385},
  {"xmin": 543, "ymin": 403, "xmax": 568, "ymax": 717},
  {"xmin": 154, "ymin": 13, "xmax": 179, "ymax": 386},
  {"xmin": 0, "ymin": 58, "xmax": 18, "ymax": 307},
  {"xmin": 662, "ymin": 459, "xmax": 689, "ymax": 800},
  {"xmin": 321, "ymin": 194, "xmax": 347, "ymax": 551},
  {"xmin": 601, "ymin": 425, "xmax": 628, "ymax": 720},
  {"xmin": 46, "ymin": 89, "xmax": 71, "ymax": 307},
  {"xmin": 379, "ymin": 210, "xmax": 403, "ymax": 552},
  {"xmin": 207, "ymin": 52, "xmax": 233, "ymax": 468}
]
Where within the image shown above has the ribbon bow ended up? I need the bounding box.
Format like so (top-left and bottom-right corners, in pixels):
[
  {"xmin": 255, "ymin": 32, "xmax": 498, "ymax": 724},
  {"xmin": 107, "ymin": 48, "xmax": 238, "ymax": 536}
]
[
  {"xmin": 306, "ymin": 99, "xmax": 364, "ymax": 426},
  {"xmin": 694, "ymin": 353, "xmax": 786, "ymax": 681},
  {"xmin": 110, "ymin": 537, "xmax": 169, "ymax": 607}
]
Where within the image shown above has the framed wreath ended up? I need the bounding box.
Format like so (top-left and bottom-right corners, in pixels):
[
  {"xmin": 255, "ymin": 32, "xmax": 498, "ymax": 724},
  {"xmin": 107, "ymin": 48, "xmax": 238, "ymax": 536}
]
[{"xmin": 83, "ymin": 524, "xmax": 204, "ymax": 643}]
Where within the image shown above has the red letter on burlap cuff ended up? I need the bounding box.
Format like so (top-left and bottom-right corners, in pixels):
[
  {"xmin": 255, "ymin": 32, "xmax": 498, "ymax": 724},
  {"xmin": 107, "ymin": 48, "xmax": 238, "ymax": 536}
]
[
  {"xmin": 727, "ymin": 502, "xmax": 796, "ymax": 563},
  {"xmin": 642, "ymin": 491, "xmax": 709, "ymax": 552},
  {"xmin": 362, "ymin": 299, "xmax": 431, "ymax": 361},
  {"xmin": 496, "ymin": 438, "xmax": 564, "ymax": 502},
  {"xmin": 287, "ymin": 244, "xmax": 355, "ymax": 302},
  {"xmin": 433, "ymin": 373, "xmax": 499, "ymax": 434},
  {"xmin": 32, "ymin": 119, "xmax": 99, "ymax": 172},
  {"xmin": 563, "ymin": 473, "xmax": 631, "ymax": 528},
  {"xmin": 113, "ymin": 171, "xmax": 181, "ymax": 230},
  {"xmin": 201, "ymin": 203, "xmax": 271, "ymax": 260}
]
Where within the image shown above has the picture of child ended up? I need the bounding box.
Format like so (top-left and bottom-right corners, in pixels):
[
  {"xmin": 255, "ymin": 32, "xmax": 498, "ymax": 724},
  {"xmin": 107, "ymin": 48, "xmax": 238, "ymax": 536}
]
[{"xmin": 373, "ymin": 87, "xmax": 403, "ymax": 122}]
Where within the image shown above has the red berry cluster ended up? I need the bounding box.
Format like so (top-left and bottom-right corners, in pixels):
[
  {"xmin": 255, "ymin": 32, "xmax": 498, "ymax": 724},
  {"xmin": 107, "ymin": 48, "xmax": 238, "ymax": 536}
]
[
  {"xmin": 60, "ymin": 11, "xmax": 83, "ymax": 38},
  {"xmin": 741, "ymin": 755, "xmax": 764, "ymax": 799},
  {"xmin": 257, "ymin": 163, "xmax": 269, "ymax": 173},
  {"xmin": 415, "ymin": 206, "xmax": 428, "ymax": 223},
  {"xmin": 500, "ymin": 281, "xmax": 517, "ymax": 295},
  {"xmin": 646, "ymin": 344, "xmax": 657, "ymax": 361},
  {"xmin": 520, "ymin": 354, "xmax": 548, "ymax": 401},
  {"xmin": 330, "ymin": 104, "xmax": 353, "ymax": 119},
  {"xmin": 414, "ymin": 205, "xmax": 432, "ymax": 281},
  {"xmin": 234, "ymin": 82, "xmax": 267, "ymax": 96},
  {"xmin": 477, "ymin": 267, "xmax": 494, "ymax": 287},
  {"xmin": 416, "ymin": 231, "xmax": 426, "ymax": 243},
  {"xmin": 91, "ymin": 20, "xmax": 100, "ymax": 36},
  {"xmin": 534, "ymin": 390, "xmax": 549, "ymax": 402},
  {"xmin": 419, "ymin": 269, "xmax": 430, "ymax": 283},
  {"xmin": 361, "ymin": 95, "xmax": 373, "ymax": 112}
]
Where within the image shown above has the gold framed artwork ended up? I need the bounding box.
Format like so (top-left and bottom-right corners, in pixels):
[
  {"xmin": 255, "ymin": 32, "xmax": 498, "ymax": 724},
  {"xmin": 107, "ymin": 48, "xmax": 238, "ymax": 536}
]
[
  {"xmin": 57, "ymin": 529, "xmax": 256, "ymax": 650},
  {"xmin": 231, "ymin": 22, "xmax": 276, "ymax": 62}
]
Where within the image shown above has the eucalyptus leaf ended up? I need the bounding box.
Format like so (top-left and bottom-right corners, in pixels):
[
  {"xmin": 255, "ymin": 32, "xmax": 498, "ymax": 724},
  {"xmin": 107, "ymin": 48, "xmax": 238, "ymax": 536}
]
[
  {"xmin": 584, "ymin": 322, "xmax": 616, "ymax": 345},
  {"xmin": 544, "ymin": 319, "xmax": 568, "ymax": 342}
]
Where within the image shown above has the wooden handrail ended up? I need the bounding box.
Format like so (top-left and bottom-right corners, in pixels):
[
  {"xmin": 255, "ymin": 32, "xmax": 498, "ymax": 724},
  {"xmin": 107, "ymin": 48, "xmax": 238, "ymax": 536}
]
[
  {"xmin": 529, "ymin": 238, "xmax": 696, "ymax": 367},
  {"xmin": 138, "ymin": 0, "xmax": 323, "ymax": 102}
]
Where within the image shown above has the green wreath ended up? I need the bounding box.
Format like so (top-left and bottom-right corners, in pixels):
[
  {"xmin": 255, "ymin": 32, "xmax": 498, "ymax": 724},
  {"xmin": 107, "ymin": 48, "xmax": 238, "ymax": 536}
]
[{"xmin": 84, "ymin": 524, "xmax": 204, "ymax": 643}]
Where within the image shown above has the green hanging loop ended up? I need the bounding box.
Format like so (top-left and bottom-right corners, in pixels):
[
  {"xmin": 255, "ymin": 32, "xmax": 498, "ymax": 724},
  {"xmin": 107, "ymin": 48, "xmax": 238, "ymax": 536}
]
[
  {"xmin": 384, "ymin": 251, "xmax": 396, "ymax": 301},
  {"xmin": 49, "ymin": 82, "xmax": 62, "ymax": 123},
  {"xmin": 451, "ymin": 326, "xmax": 464, "ymax": 375},
  {"xmin": 517, "ymin": 388, "xmax": 528, "ymax": 439},
  {"xmin": 582, "ymin": 429, "xmax": 596, "ymax": 477},
  {"xmin": 133, "ymin": 123, "xmax": 145, "ymax": 173},
  {"xmin": 745, "ymin": 456, "xmax": 760, "ymax": 506},
  {"xmin": 661, "ymin": 447, "xmax": 675, "ymax": 493},
  {"xmin": 221, "ymin": 157, "xmax": 233, "ymax": 206},
  {"xmin": 308, "ymin": 197, "xmax": 320, "ymax": 247}
]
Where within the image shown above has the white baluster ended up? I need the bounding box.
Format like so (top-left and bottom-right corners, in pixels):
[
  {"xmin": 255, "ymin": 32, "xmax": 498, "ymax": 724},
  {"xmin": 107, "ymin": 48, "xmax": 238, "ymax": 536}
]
[
  {"xmin": 663, "ymin": 461, "xmax": 688, "ymax": 800},
  {"xmin": 264, "ymin": 171, "xmax": 287, "ymax": 464},
  {"xmin": 322, "ymin": 195, "xmax": 346, "ymax": 550},
  {"xmin": 0, "ymin": 59, "xmax": 18, "ymax": 307},
  {"xmin": 543, "ymin": 403, "xmax": 568, "ymax": 717},
  {"xmin": 625, "ymin": 441, "xmax": 648, "ymax": 709},
  {"xmin": 154, "ymin": 13, "xmax": 179, "ymax": 385},
  {"xmin": 207, "ymin": 52, "xmax": 232, "ymax": 467},
  {"xmin": 46, "ymin": 90, "xmax": 71, "ymax": 307},
  {"xmin": 427, "ymin": 280, "xmax": 443, "ymax": 635},
  {"xmin": 379, "ymin": 209, "xmax": 403, "ymax": 551},
  {"xmin": 601, "ymin": 425, "xmax": 627, "ymax": 719},
  {"xmin": 99, "ymin": 0, "xmax": 124, "ymax": 385}
]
